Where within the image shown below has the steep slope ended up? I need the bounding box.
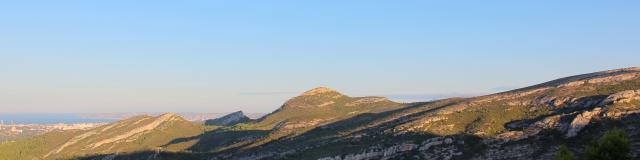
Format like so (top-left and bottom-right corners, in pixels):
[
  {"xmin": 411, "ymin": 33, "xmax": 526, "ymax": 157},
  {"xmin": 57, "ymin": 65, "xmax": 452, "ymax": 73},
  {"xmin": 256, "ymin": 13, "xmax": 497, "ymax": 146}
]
[
  {"xmin": 0, "ymin": 113, "xmax": 204, "ymax": 160},
  {"xmin": 205, "ymin": 111, "xmax": 251, "ymax": 126}
]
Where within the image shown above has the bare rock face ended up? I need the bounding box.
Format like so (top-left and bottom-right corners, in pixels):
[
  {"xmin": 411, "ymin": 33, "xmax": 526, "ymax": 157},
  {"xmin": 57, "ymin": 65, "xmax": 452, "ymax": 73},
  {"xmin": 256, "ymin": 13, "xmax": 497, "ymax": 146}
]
[
  {"xmin": 494, "ymin": 115, "xmax": 566, "ymax": 142},
  {"xmin": 205, "ymin": 111, "xmax": 250, "ymax": 126},
  {"xmin": 601, "ymin": 90, "xmax": 640, "ymax": 105},
  {"xmin": 602, "ymin": 90, "xmax": 640, "ymax": 119},
  {"xmin": 566, "ymin": 108, "xmax": 603, "ymax": 138},
  {"xmin": 532, "ymin": 115, "xmax": 565, "ymax": 130}
]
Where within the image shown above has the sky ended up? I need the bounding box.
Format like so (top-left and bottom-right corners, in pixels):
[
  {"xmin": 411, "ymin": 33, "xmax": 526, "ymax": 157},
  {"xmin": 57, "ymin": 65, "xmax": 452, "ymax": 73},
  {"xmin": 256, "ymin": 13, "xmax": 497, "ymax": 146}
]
[{"xmin": 0, "ymin": 1, "xmax": 639, "ymax": 113}]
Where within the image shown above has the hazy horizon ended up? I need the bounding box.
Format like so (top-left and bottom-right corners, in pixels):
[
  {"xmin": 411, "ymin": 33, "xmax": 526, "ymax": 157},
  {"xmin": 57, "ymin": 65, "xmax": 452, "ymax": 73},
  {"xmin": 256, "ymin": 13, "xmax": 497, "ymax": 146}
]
[{"xmin": 1, "ymin": 1, "xmax": 639, "ymax": 113}]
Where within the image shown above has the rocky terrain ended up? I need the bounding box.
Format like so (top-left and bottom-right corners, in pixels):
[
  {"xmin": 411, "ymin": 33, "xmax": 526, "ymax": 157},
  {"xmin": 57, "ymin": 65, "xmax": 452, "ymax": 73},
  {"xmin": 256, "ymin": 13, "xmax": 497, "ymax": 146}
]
[{"xmin": 0, "ymin": 67, "xmax": 639, "ymax": 160}]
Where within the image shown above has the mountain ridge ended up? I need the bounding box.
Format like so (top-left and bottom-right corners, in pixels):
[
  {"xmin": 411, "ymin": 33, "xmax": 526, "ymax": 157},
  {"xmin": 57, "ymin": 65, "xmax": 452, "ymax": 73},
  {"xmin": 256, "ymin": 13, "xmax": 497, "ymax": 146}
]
[
  {"xmin": 1, "ymin": 67, "xmax": 640, "ymax": 160},
  {"xmin": 0, "ymin": 113, "xmax": 204, "ymax": 160}
]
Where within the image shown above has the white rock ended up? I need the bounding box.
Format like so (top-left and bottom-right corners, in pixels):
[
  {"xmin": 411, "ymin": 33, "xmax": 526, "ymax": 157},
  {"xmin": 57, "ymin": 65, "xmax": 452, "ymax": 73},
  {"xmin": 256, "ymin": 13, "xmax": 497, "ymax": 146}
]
[
  {"xmin": 565, "ymin": 108, "xmax": 602, "ymax": 138},
  {"xmin": 601, "ymin": 90, "xmax": 640, "ymax": 105}
]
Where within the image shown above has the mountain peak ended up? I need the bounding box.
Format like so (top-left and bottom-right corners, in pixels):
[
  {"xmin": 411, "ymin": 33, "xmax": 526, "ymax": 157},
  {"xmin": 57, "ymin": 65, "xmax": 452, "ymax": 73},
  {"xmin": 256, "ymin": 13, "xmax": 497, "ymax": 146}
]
[
  {"xmin": 301, "ymin": 87, "xmax": 339, "ymax": 96},
  {"xmin": 205, "ymin": 111, "xmax": 250, "ymax": 126},
  {"xmin": 158, "ymin": 112, "xmax": 182, "ymax": 120}
]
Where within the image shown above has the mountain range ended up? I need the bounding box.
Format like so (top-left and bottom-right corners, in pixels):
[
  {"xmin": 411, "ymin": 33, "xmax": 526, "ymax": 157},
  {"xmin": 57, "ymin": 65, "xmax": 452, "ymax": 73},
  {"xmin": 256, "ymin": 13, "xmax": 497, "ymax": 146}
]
[{"xmin": 1, "ymin": 67, "xmax": 639, "ymax": 160}]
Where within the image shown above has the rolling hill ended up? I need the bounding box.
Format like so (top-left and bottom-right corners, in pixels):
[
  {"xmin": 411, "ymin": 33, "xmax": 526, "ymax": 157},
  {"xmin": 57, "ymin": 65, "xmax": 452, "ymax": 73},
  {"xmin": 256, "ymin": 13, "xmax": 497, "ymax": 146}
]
[
  {"xmin": 1, "ymin": 67, "xmax": 640, "ymax": 160},
  {"xmin": 0, "ymin": 113, "xmax": 204, "ymax": 160}
]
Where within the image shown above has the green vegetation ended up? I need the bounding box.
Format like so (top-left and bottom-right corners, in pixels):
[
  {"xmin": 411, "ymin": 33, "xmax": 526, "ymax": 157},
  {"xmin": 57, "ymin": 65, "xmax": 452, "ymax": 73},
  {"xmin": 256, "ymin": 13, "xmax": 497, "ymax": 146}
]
[
  {"xmin": 0, "ymin": 130, "xmax": 81, "ymax": 160},
  {"xmin": 606, "ymin": 98, "xmax": 640, "ymax": 115},
  {"xmin": 418, "ymin": 103, "xmax": 550, "ymax": 136},
  {"xmin": 554, "ymin": 129, "xmax": 632, "ymax": 160},
  {"xmin": 585, "ymin": 129, "xmax": 631, "ymax": 160},
  {"xmin": 215, "ymin": 91, "xmax": 405, "ymax": 150},
  {"xmin": 579, "ymin": 79, "xmax": 640, "ymax": 97},
  {"xmin": 0, "ymin": 114, "xmax": 204, "ymax": 159},
  {"xmin": 417, "ymin": 75, "xmax": 640, "ymax": 137},
  {"xmin": 247, "ymin": 93, "xmax": 402, "ymax": 130},
  {"xmin": 554, "ymin": 145, "xmax": 575, "ymax": 160}
]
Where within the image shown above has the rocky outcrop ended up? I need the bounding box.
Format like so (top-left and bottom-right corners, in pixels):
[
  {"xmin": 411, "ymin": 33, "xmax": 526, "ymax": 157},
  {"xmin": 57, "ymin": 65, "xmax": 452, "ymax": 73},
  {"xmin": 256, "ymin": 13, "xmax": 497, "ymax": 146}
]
[
  {"xmin": 493, "ymin": 107, "xmax": 603, "ymax": 142},
  {"xmin": 566, "ymin": 108, "xmax": 602, "ymax": 138},
  {"xmin": 495, "ymin": 115, "xmax": 566, "ymax": 142},
  {"xmin": 205, "ymin": 111, "xmax": 251, "ymax": 126},
  {"xmin": 598, "ymin": 90, "xmax": 640, "ymax": 119},
  {"xmin": 601, "ymin": 90, "xmax": 640, "ymax": 105},
  {"xmin": 531, "ymin": 115, "xmax": 565, "ymax": 130},
  {"xmin": 605, "ymin": 110, "xmax": 640, "ymax": 119}
]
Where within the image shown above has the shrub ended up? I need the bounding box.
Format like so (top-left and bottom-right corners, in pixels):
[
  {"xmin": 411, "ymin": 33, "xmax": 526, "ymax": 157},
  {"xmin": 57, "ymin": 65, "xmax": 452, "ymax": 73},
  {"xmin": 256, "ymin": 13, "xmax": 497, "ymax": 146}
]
[
  {"xmin": 585, "ymin": 128, "xmax": 631, "ymax": 160},
  {"xmin": 554, "ymin": 145, "xmax": 575, "ymax": 160}
]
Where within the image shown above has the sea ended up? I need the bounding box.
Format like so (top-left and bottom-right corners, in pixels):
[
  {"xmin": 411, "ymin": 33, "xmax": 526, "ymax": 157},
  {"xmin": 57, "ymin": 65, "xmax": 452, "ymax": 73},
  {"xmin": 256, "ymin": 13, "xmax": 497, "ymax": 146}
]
[{"xmin": 0, "ymin": 113, "xmax": 115, "ymax": 124}]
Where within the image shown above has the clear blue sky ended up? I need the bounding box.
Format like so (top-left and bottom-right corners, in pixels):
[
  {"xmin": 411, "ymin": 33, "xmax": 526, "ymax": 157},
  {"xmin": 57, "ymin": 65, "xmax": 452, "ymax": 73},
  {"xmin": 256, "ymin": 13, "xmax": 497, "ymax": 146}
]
[{"xmin": 1, "ymin": 1, "xmax": 638, "ymax": 113}]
